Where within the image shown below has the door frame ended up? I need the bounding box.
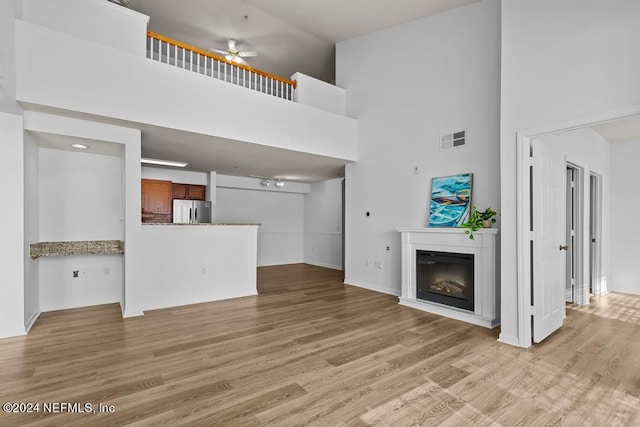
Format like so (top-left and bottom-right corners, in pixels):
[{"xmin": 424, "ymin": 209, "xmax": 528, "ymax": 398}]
[{"xmin": 514, "ymin": 105, "xmax": 640, "ymax": 347}]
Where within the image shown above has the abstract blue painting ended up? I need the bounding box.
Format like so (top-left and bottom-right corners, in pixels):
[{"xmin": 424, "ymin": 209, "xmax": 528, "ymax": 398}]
[{"xmin": 429, "ymin": 173, "xmax": 473, "ymax": 227}]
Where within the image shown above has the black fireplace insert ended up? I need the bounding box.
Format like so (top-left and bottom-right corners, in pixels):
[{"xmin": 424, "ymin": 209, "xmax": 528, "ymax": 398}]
[{"xmin": 416, "ymin": 250, "xmax": 474, "ymax": 311}]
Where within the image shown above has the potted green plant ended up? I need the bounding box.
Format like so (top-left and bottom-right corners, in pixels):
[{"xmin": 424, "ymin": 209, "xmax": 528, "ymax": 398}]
[{"xmin": 462, "ymin": 207, "xmax": 497, "ymax": 240}]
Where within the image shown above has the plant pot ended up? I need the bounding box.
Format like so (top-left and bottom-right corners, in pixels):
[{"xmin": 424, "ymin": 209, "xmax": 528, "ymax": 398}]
[{"xmin": 483, "ymin": 220, "xmax": 493, "ymax": 228}]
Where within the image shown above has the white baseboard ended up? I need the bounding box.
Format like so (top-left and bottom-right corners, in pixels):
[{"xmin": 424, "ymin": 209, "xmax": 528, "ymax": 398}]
[
  {"xmin": 344, "ymin": 278, "xmax": 400, "ymax": 296},
  {"xmin": 607, "ymin": 288, "xmax": 639, "ymax": 296},
  {"xmin": 25, "ymin": 310, "xmax": 41, "ymax": 333},
  {"xmin": 304, "ymin": 261, "xmax": 343, "ymax": 271},
  {"xmin": 123, "ymin": 309, "xmax": 145, "ymax": 318},
  {"xmin": 498, "ymin": 332, "xmax": 526, "ymax": 348}
]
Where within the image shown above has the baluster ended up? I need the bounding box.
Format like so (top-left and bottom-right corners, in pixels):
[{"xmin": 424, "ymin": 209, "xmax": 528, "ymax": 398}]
[
  {"xmin": 154, "ymin": 37, "xmax": 158, "ymax": 61},
  {"xmin": 173, "ymin": 44, "xmax": 177, "ymax": 66}
]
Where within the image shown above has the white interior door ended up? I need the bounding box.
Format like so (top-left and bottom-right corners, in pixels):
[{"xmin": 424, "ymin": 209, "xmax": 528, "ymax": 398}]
[{"xmin": 532, "ymin": 138, "xmax": 567, "ymax": 343}]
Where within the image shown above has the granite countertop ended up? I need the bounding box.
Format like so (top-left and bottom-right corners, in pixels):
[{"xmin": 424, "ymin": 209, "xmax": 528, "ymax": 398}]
[
  {"xmin": 142, "ymin": 223, "xmax": 261, "ymax": 226},
  {"xmin": 30, "ymin": 240, "xmax": 124, "ymax": 259}
]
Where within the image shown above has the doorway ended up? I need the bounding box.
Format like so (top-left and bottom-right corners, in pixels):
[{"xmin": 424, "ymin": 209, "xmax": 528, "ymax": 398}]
[
  {"xmin": 565, "ymin": 164, "xmax": 584, "ymax": 305},
  {"xmin": 589, "ymin": 173, "xmax": 603, "ymax": 296}
]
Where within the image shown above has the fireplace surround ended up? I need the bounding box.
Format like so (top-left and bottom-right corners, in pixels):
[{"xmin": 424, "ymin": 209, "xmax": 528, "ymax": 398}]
[{"xmin": 397, "ymin": 227, "xmax": 499, "ymax": 328}]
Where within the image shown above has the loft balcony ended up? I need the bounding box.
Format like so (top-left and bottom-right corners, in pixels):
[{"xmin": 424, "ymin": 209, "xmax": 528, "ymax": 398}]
[{"xmin": 13, "ymin": 17, "xmax": 357, "ymax": 164}]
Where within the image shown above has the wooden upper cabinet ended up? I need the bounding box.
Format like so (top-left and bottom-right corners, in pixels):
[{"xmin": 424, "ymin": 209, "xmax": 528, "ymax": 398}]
[
  {"xmin": 142, "ymin": 179, "xmax": 172, "ymax": 222},
  {"xmin": 187, "ymin": 184, "xmax": 206, "ymax": 200},
  {"xmin": 172, "ymin": 183, "xmax": 206, "ymax": 200},
  {"xmin": 172, "ymin": 183, "xmax": 188, "ymax": 200}
]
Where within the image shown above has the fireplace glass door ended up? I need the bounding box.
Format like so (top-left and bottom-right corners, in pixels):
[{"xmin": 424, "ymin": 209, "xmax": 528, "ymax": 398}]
[{"xmin": 416, "ymin": 250, "xmax": 474, "ymax": 311}]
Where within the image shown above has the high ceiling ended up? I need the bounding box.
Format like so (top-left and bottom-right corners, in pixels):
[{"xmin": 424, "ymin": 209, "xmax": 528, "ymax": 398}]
[
  {"xmin": 111, "ymin": 0, "xmax": 481, "ymax": 182},
  {"xmin": 127, "ymin": 0, "xmax": 480, "ymax": 83}
]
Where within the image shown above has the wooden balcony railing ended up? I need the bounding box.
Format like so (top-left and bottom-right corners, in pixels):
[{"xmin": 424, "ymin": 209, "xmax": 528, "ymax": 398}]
[{"xmin": 146, "ymin": 31, "xmax": 297, "ymax": 101}]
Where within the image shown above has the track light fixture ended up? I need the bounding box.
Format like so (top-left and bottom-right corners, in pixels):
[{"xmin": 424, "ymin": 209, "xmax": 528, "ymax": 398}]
[{"xmin": 251, "ymin": 175, "xmax": 286, "ymax": 188}]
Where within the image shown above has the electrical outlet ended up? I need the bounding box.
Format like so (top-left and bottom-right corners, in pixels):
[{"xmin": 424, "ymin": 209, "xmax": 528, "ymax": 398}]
[{"xmin": 73, "ymin": 270, "xmax": 79, "ymax": 278}]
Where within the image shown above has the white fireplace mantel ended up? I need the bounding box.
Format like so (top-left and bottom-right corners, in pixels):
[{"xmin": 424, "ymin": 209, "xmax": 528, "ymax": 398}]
[{"xmin": 396, "ymin": 227, "xmax": 499, "ymax": 328}]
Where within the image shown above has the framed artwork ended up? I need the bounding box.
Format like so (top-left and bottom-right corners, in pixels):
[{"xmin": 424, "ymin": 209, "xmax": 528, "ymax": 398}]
[{"xmin": 429, "ymin": 173, "xmax": 473, "ymax": 227}]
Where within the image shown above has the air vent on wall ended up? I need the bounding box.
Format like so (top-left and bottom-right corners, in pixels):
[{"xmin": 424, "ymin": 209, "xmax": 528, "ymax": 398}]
[{"xmin": 440, "ymin": 130, "xmax": 467, "ymax": 151}]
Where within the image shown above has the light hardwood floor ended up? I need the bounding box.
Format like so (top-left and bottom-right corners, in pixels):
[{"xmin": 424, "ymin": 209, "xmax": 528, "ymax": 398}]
[{"xmin": 1, "ymin": 264, "xmax": 639, "ymax": 426}]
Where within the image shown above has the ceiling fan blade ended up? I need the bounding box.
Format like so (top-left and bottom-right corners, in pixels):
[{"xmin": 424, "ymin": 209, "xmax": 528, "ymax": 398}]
[
  {"xmin": 209, "ymin": 48, "xmax": 228, "ymax": 56},
  {"xmin": 227, "ymin": 39, "xmax": 237, "ymax": 51},
  {"xmin": 238, "ymin": 51, "xmax": 257, "ymax": 58},
  {"xmin": 233, "ymin": 56, "xmax": 249, "ymax": 66}
]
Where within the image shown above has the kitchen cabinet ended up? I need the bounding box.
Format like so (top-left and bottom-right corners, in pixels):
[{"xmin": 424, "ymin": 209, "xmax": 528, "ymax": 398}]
[
  {"xmin": 172, "ymin": 183, "xmax": 206, "ymax": 201},
  {"xmin": 142, "ymin": 179, "xmax": 172, "ymax": 223}
]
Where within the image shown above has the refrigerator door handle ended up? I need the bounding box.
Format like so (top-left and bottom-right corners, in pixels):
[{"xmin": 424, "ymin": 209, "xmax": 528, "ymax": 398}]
[
  {"xmin": 195, "ymin": 207, "xmax": 198, "ymax": 223},
  {"xmin": 189, "ymin": 207, "xmax": 192, "ymax": 223}
]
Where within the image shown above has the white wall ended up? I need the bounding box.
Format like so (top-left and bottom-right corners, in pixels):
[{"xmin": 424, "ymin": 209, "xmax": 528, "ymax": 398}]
[
  {"xmin": 537, "ymin": 127, "xmax": 611, "ymax": 303},
  {"xmin": 15, "ymin": 20, "xmax": 357, "ymax": 163},
  {"xmin": 500, "ymin": 0, "xmax": 640, "ymax": 346},
  {"xmin": 336, "ymin": 0, "xmax": 501, "ymax": 295},
  {"xmin": 20, "ymin": 0, "xmax": 149, "ymax": 56},
  {"xmin": 39, "ymin": 149, "xmax": 123, "ymax": 241},
  {"xmin": 38, "ymin": 148, "xmax": 124, "ymax": 311},
  {"xmin": 0, "ymin": 0, "xmax": 19, "ymax": 101},
  {"xmin": 23, "ymin": 132, "xmax": 39, "ymax": 328},
  {"xmin": 140, "ymin": 225, "xmax": 258, "ymax": 310},
  {"xmin": 0, "ymin": 112, "xmax": 25, "ymax": 338},
  {"xmin": 610, "ymin": 139, "xmax": 640, "ymax": 295},
  {"xmin": 292, "ymin": 72, "xmax": 346, "ymax": 116},
  {"xmin": 217, "ymin": 187, "xmax": 304, "ymax": 266},
  {"xmin": 304, "ymin": 178, "xmax": 343, "ymax": 270}
]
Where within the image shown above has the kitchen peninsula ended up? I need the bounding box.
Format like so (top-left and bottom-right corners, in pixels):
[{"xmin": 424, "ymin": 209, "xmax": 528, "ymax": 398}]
[{"xmin": 139, "ymin": 222, "xmax": 259, "ymax": 311}]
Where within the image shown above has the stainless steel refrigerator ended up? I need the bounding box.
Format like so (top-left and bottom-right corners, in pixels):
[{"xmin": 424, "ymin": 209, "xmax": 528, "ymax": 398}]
[{"xmin": 172, "ymin": 200, "xmax": 213, "ymax": 224}]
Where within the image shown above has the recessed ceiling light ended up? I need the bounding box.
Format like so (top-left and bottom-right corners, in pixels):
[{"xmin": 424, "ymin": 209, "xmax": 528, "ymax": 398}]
[
  {"xmin": 141, "ymin": 158, "xmax": 188, "ymax": 168},
  {"xmin": 71, "ymin": 143, "xmax": 89, "ymax": 150}
]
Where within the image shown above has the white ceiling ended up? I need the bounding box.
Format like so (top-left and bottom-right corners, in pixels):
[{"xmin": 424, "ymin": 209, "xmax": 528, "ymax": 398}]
[{"xmin": 592, "ymin": 115, "xmax": 640, "ymax": 143}]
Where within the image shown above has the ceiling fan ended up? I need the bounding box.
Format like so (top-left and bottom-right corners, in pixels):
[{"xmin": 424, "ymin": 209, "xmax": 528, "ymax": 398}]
[{"xmin": 209, "ymin": 39, "xmax": 257, "ymax": 66}]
